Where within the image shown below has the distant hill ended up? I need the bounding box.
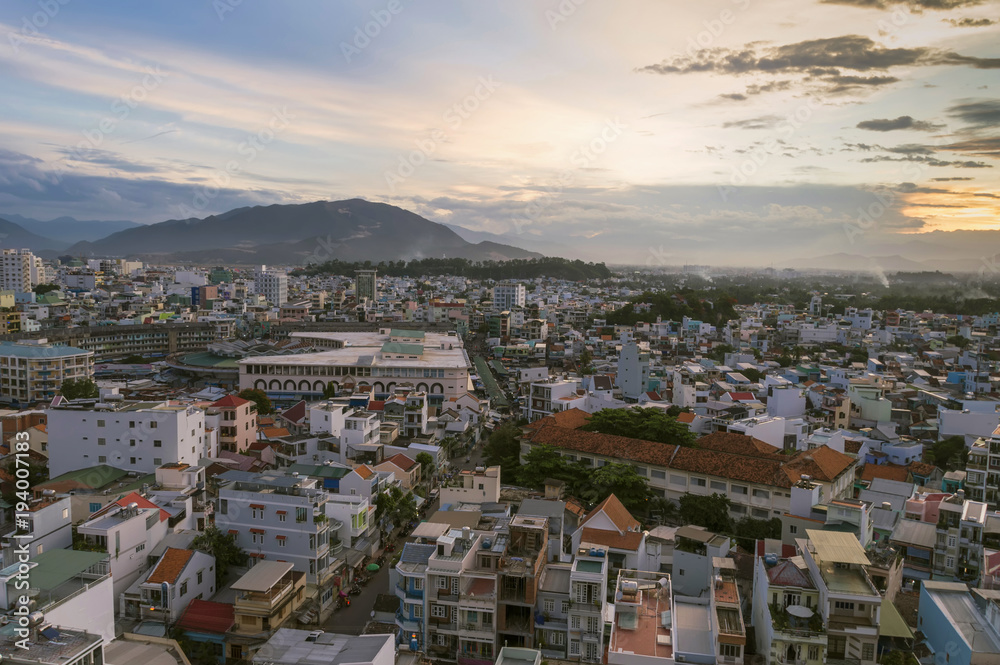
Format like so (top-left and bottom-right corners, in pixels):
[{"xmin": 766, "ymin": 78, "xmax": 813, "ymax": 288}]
[
  {"xmin": 0, "ymin": 214, "xmax": 142, "ymax": 244},
  {"xmin": 0, "ymin": 218, "xmax": 67, "ymax": 251},
  {"xmin": 67, "ymin": 199, "xmax": 542, "ymax": 264}
]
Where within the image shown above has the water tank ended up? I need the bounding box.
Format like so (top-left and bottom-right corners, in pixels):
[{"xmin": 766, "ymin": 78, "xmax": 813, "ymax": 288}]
[
  {"xmin": 764, "ymin": 553, "xmax": 778, "ymax": 566},
  {"xmin": 41, "ymin": 489, "xmax": 55, "ymax": 496},
  {"xmin": 621, "ymin": 580, "xmax": 638, "ymax": 594},
  {"xmin": 482, "ymin": 538, "xmax": 492, "ymax": 549},
  {"xmin": 462, "ymin": 526, "xmax": 471, "ymax": 541},
  {"xmin": 589, "ymin": 548, "xmax": 598, "ymax": 557},
  {"xmin": 475, "ymin": 466, "xmax": 485, "ymax": 473},
  {"xmin": 127, "ymin": 502, "xmax": 139, "ymax": 512},
  {"xmin": 28, "ymin": 611, "xmax": 44, "ymax": 626}
]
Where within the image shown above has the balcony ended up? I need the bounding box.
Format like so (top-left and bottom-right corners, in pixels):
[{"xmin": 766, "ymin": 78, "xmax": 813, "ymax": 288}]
[
  {"xmin": 437, "ymin": 588, "xmax": 459, "ymax": 602},
  {"xmin": 395, "ymin": 610, "xmax": 420, "ymax": 633},
  {"xmin": 429, "ymin": 616, "xmax": 458, "ymax": 631},
  {"xmin": 462, "ymin": 623, "xmax": 495, "ymax": 641}
]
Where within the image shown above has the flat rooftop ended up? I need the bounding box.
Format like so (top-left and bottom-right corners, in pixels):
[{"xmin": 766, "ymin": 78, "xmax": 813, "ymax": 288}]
[
  {"xmin": 923, "ymin": 582, "xmax": 1000, "ymax": 653},
  {"xmin": 253, "ymin": 628, "xmax": 393, "ymax": 664},
  {"xmin": 674, "ymin": 599, "xmax": 714, "ymax": 657},
  {"xmin": 610, "ymin": 579, "xmax": 673, "ymax": 661},
  {"xmin": 242, "ymin": 331, "xmax": 470, "ymax": 368},
  {"xmin": 0, "ymin": 623, "xmax": 101, "ymax": 664}
]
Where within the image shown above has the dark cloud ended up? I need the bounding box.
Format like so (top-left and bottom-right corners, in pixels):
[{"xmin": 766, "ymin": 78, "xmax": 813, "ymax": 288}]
[
  {"xmin": 824, "ymin": 0, "xmax": 986, "ymax": 8},
  {"xmin": 824, "ymin": 75, "xmax": 900, "ymax": 93},
  {"xmin": 718, "ymin": 93, "xmax": 748, "ymax": 101},
  {"xmin": 946, "ymin": 99, "xmax": 1000, "ymax": 128},
  {"xmin": 722, "ymin": 115, "xmax": 783, "ymax": 130},
  {"xmin": 841, "ymin": 142, "xmax": 935, "ymax": 154},
  {"xmin": 939, "ymin": 136, "xmax": 1000, "ymax": 158},
  {"xmin": 946, "ymin": 17, "xmax": 997, "ymax": 27},
  {"xmin": 856, "ymin": 115, "xmax": 945, "ymax": 131},
  {"xmin": 931, "ymin": 176, "xmax": 974, "ymax": 180},
  {"xmin": 859, "ymin": 154, "xmax": 992, "ymax": 167},
  {"xmin": 56, "ymin": 147, "xmax": 159, "ymax": 173}
]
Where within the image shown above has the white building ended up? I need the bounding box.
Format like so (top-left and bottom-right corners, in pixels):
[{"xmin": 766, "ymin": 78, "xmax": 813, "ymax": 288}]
[
  {"xmin": 121, "ymin": 547, "xmax": 215, "ymax": 623},
  {"xmin": 616, "ymin": 342, "xmax": 650, "ymax": 401},
  {"xmin": 0, "ymin": 340, "xmax": 94, "ymax": 405},
  {"xmin": 0, "ymin": 248, "xmax": 46, "ymax": 292},
  {"xmin": 47, "ymin": 400, "xmax": 208, "ymax": 477},
  {"xmin": 256, "ymin": 265, "xmax": 288, "ymax": 306},
  {"xmin": 1, "ymin": 494, "xmax": 71, "ymax": 565},
  {"xmin": 492, "ymin": 281, "xmax": 526, "ymax": 311}
]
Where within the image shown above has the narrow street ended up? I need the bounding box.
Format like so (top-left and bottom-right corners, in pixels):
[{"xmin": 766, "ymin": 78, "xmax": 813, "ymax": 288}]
[{"xmin": 320, "ymin": 560, "xmax": 393, "ymax": 635}]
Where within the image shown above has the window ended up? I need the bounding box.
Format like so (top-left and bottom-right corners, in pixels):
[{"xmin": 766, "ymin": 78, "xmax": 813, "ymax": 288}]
[
  {"xmin": 720, "ymin": 644, "xmax": 741, "ymax": 658},
  {"xmin": 98, "ymin": 456, "xmax": 106, "ymax": 463},
  {"xmin": 296, "ymin": 507, "xmax": 307, "ymax": 522},
  {"xmin": 808, "ymin": 646, "xmax": 820, "ymax": 660},
  {"xmin": 651, "ymin": 469, "xmax": 666, "ymax": 480},
  {"xmin": 561, "ymin": 600, "xmax": 569, "ymax": 613},
  {"xmin": 834, "ymin": 601, "xmax": 855, "ymax": 611},
  {"xmin": 731, "ymin": 484, "xmax": 748, "ymax": 495},
  {"xmin": 135, "ymin": 543, "xmax": 145, "ymax": 552},
  {"xmin": 431, "ymin": 605, "xmax": 447, "ymax": 618},
  {"xmin": 252, "ymin": 533, "xmax": 262, "ymax": 544},
  {"xmin": 752, "ymin": 489, "xmax": 769, "ymax": 499},
  {"xmin": 752, "ymin": 508, "xmax": 769, "ymax": 519},
  {"xmin": 197, "ymin": 571, "xmax": 203, "ymax": 584},
  {"xmin": 543, "ymin": 599, "xmax": 554, "ymax": 613},
  {"xmin": 414, "ymin": 578, "xmax": 424, "ymax": 590},
  {"xmin": 278, "ymin": 512, "xmax": 286, "ymax": 522},
  {"xmin": 252, "ymin": 507, "xmax": 263, "ymax": 519},
  {"xmin": 789, "ymin": 525, "xmax": 798, "ymax": 534},
  {"xmin": 413, "ymin": 604, "xmax": 423, "ymax": 618},
  {"xmin": 551, "ymin": 631, "xmax": 565, "ymax": 646},
  {"xmin": 947, "ymin": 535, "xmax": 956, "ymax": 548},
  {"xmin": 946, "ymin": 556, "xmax": 955, "ymax": 568},
  {"xmin": 153, "ymin": 458, "xmax": 162, "ymax": 465},
  {"xmin": 89, "ymin": 502, "xmax": 101, "ymax": 513},
  {"xmin": 692, "ymin": 477, "xmax": 706, "ymax": 487},
  {"xmin": 180, "ymin": 581, "xmax": 188, "ymax": 596},
  {"xmin": 569, "ymin": 641, "xmax": 580, "ymax": 656},
  {"xmin": 130, "ymin": 457, "xmax": 136, "ymax": 464},
  {"xmin": 277, "ymin": 538, "xmax": 286, "ymax": 548},
  {"xmin": 154, "ymin": 440, "xmax": 162, "ymax": 448},
  {"xmin": 62, "ymin": 508, "xmax": 68, "ymax": 519},
  {"xmin": 570, "ymin": 616, "xmax": 581, "ymax": 629},
  {"xmin": 710, "ymin": 480, "xmax": 727, "ymax": 491},
  {"xmin": 437, "ymin": 577, "xmax": 448, "ymax": 589},
  {"xmin": 150, "ymin": 421, "xmax": 157, "ymax": 429},
  {"xmin": 862, "ymin": 643, "xmax": 875, "ymax": 661},
  {"xmin": 97, "ymin": 420, "xmax": 105, "ymax": 427},
  {"xmin": 129, "ymin": 421, "xmax": 135, "ymax": 428},
  {"xmin": 670, "ymin": 474, "xmax": 687, "ymax": 487},
  {"xmin": 97, "ymin": 437, "xmax": 106, "ymax": 446}
]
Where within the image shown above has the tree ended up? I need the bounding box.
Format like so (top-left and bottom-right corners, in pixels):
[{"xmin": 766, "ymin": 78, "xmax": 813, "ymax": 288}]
[
  {"xmin": 33, "ymin": 283, "xmax": 60, "ymax": 295},
  {"xmin": 237, "ymin": 388, "xmax": 274, "ymax": 415},
  {"xmin": 925, "ymin": 436, "xmax": 968, "ymax": 471},
  {"xmin": 777, "ymin": 354, "xmax": 793, "ymax": 367},
  {"xmin": 392, "ymin": 488, "xmax": 418, "ymax": 527},
  {"xmin": 579, "ymin": 349, "xmax": 593, "ymax": 370},
  {"xmin": 740, "ymin": 367, "xmax": 763, "ymax": 382},
  {"xmin": 517, "ymin": 445, "xmax": 582, "ymax": 490},
  {"xmin": 582, "ymin": 407, "xmax": 697, "ymax": 448},
  {"xmin": 59, "ymin": 378, "xmax": 99, "ymax": 400},
  {"xmin": 483, "ymin": 422, "xmax": 521, "ymax": 479},
  {"xmin": 731, "ymin": 516, "xmax": 781, "ymax": 550},
  {"xmin": 322, "ymin": 382, "xmax": 337, "ymax": 399},
  {"xmin": 585, "ymin": 463, "xmax": 653, "ymax": 514},
  {"xmin": 415, "ymin": 452, "xmax": 435, "ymax": 481},
  {"xmin": 678, "ymin": 493, "xmax": 732, "ymax": 533},
  {"xmin": 946, "ymin": 335, "xmax": 971, "ymax": 349},
  {"xmin": 191, "ymin": 526, "xmax": 247, "ymax": 587}
]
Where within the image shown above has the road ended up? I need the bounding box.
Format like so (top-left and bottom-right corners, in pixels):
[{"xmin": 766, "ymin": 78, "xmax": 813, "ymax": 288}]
[{"xmin": 321, "ymin": 560, "xmax": 393, "ymax": 635}]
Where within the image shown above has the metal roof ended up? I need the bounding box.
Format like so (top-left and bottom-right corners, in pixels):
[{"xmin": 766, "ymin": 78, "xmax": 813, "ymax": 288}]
[
  {"xmin": 231, "ymin": 561, "xmax": 293, "ymax": 592},
  {"xmin": 27, "ymin": 549, "xmax": 108, "ymax": 591},
  {"xmin": 806, "ymin": 529, "xmax": 871, "ymax": 565},
  {"xmin": 399, "ymin": 543, "xmax": 436, "ymax": 565}
]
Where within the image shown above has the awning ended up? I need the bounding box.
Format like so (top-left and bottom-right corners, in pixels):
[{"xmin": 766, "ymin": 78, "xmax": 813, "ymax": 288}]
[
  {"xmin": 275, "ymin": 535, "xmax": 287, "ymax": 540},
  {"xmin": 275, "ymin": 510, "xmax": 287, "ymax": 515},
  {"xmin": 249, "ymin": 528, "xmax": 265, "ymax": 534},
  {"xmin": 345, "ymin": 549, "xmax": 366, "ymax": 568},
  {"xmin": 879, "ymin": 601, "xmax": 914, "ymax": 640},
  {"xmin": 249, "ymin": 504, "xmax": 265, "ymax": 509}
]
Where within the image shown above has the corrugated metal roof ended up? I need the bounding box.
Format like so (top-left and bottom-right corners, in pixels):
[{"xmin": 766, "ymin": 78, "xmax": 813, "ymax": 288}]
[
  {"xmin": 231, "ymin": 561, "xmax": 293, "ymax": 592},
  {"xmin": 399, "ymin": 543, "xmax": 436, "ymax": 565},
  {"xmin": 806, "ymin": 529, "xmax": 871, "ymax": 565}
]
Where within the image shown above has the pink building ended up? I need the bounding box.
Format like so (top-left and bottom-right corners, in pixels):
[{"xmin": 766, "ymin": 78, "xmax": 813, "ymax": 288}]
[
  {"xmin": 209, "ymin": 394, "xmax": 257, "ymax": 453},
  {"xmin": 903, "ymin": 492, "xmax": 950, "ymax": 524}
]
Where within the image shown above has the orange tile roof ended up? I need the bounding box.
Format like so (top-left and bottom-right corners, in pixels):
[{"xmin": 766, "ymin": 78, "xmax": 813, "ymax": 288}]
[
  {"xmin": 355, "ymin": 464, "xmax": 375, "ymax": 480},
  {"xmin": 580, "ymin": 526, "xmax": 643, "ymax": 551},
  {"xmin": 844, "ymin": 440, "xmax": 863, "ymax": 454},
  {"xmin": 146, "ymin": 548, "xmax": 194, "ymax": 584},
  {"xmin": 579, "ymin": 494, "xmax": 640, "ymax": 533},
  {"xmin": 861, "ymin": 463, "xmax": 910, "ymax": 483},
  {"xmin": 212, "ymin": 395, "xmax": 250, "ymax": 408},
  {"xmin": 261, "ymin": 427, "xmax": 290, "ymax": 439},
  {"xmin": 384, "ymin": 453, "xmax": 417, "ymax": 471},
  {"xmin": 697, "ymin": 432, "xmax": 783, "ymax": 457},
  {"xmin": 676, "ymin": 412, "xmax": 696, "ymax": 424},
  {"xmin": 783, "ymin": 446, "xmax": 855, "ymax": 484},
  {"xmin": 908, "ymin": 461, "xmax": 937, "ymax": 477},
  {"xmin": 528, "ymin": 425, "xmax": 677, "ymax": 468},
  {"xmin": 670, "ymin": 447, "xmax": 790, "ymax": 487},
  {"xmin": 525, "ymin": 408, "xmax": 591, "ymax": 431}
]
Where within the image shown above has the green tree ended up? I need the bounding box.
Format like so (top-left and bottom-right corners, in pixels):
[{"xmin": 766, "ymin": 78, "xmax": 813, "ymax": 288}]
[
  {"xmin": 925, "ymin": 435, "xmax": 968, "ymax": 471},
  {"xmin": 322, "ymin": 382, "xmax": 337, "ymax": 399},
  {"xmin": 33, "ymin": 283, "xmax": 60, "ymax": 295},
  {"xmin": 731, "ymin": 516, "xmax": 781, "ymax": 550},
  {"xmin": 579, "ymin": 349, "xmax": 593, "ymax": 370},
  {"xmin": 678, "ymin": 493, "xmax": 732, "ymax": 533},
  {"xmin": 392, "ymin": 488, "xmax": 418, "ymax": 527},
  {"xmin": 483, "ymin": 422, "xmax": 522, "ymax": 479},
  {"xmin": 190, "ymin": 526, "xmax": 247, "ymax": 587},
  {"xmin": 585, "ymin": 462, "xmax": 653, "ymax": 514},
  {"xmin": 582, "ymin": 407, "xmax": 697, "ymax": 448},
  {"xmin": 59, "ymin": 378, "xmax": 100, "ymax": 400},
  {"xmin": 739, "ymin": 367, "xmax": 764, "ymax": 382},
  {"xmin": 777, "ymin": 354, "xmax": 793, "ymax": 367},
  {"xmin": 415, "ymin": 452, "xmax": 435, "ymax": 481},
  {"xmin": 946, "ymin": 335, "xmax": 971, "ymax": 349},
  {"xmin": 237, "ymin": 388, "xmax": 274, "ymax": 415},
  {"xmin": 517, "ymin": 445, "xmax": 582, "ymax": 490}
]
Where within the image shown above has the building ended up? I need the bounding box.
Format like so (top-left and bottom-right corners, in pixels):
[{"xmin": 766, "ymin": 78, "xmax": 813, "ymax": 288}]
[
  {"xmin": 230, "ymin": 561, "xmax": 307, "ymax": 661},
  {"xmin": 207, "ymin": 393, "xmax": 257, "ymax": 453},
  {"xmin": 250, "ymin": 628, "xmax": 394, "ymax": 665},
  {"xmin": 917, "ymin": 581, "xmax": 1000, "ymax": 665},
  {"xmin": 215, "ymin": 472, "xmax": 337, "ymax": 588},
  {"xmin": 76, "ymin": 500, "xmax": 169, "ymax": 599},
  {"xmin": 0, "ymin": 340, "xmax": 93, "ymax": 405},
  {"xmin": 356, "ymin": 269, "xmax": 378, "ymax": 302},
  {"xmin": 239, "ymin": 329, "xmax": 471, "ymax": 405},
  {"xmin": 257, "ymin": 265, "xmax": 289, "ymax": 306},
  {"xmin": 608, "ymin": 570, "xmax": 674, "ymax": 665},
  {"xmin": 1, "ymin": 494, "xmax": 71, "ymax": 565},
  {"xmin": 0, "ymin": 248, "xmax": 46, "ymax": 292},
  {"xmin": 47, "ymin": 400, "xmax": 208, "ymax": 477},
  {"xmin": 615, "ymin": 342, "xmax": 650, "ymax": 401},
  {"xmin": 492, "ymin": 282, "xmax": 526, "ymax": 312},
  {"xmin": 121, "ymin": 547, "xmax": 215, "ymax": 622},
  {"xmin": 0, "ymin": 625, "xmax": 105, "ymax": 665}
]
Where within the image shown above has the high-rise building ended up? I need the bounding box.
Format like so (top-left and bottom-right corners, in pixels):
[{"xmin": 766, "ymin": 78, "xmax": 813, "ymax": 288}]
[
  {"xmin": 255, "ymin": 265, "xmax": 288, "ymax": 305},
  {"xmin": 0, "ymin": 248, "xmax": 46, "ymax": 292},
  {"xmin": 492, "ymin": 281, "xmax": 525, "ymax": 311},
  {"xmin": 355, "ymin": 269, "xmax": 377, "ymax": 302}
]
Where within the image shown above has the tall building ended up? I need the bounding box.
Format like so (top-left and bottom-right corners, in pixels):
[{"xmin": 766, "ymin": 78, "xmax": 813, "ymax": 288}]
[
  {"xmin": 0, "ymin": 339, "xmax": 94, "ymax": 404},
  {"xmin": 615, "ymin": 341, "xmax": 650, "ymax": 401},
  {"xmin": 492, "ymin": 281, "xmax": 525, "ymax": 311},
  {"xmin": 256, "ymin": 265, "xmax": 288, "ymax": 305},
  {"xmin": 0, "ymin": 248, "xmax": 46, "ymax": 292},
  {"xmin": 356, "ymin": 269, "xmax": 377, "ymax": 302}
]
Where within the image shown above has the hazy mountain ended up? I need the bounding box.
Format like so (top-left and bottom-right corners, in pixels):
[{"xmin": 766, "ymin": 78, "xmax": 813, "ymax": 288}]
[
  {"xmin": 0, "ymin": 218, "xmax": 68, "ymax": 251},
  {"xmin": 68, "ymin": 199, "xmax": 543, "ymax": 264},
  {"xmin": 785, "ymin": 253, "xmax": 930, "ymax": 273},
  {"xmin": 443, "ymin": 223, "xmax": 580, "ymax": 259},
  {"xmin": 0, "ymin": 214, "xmax": 141, "ymax": 244}
]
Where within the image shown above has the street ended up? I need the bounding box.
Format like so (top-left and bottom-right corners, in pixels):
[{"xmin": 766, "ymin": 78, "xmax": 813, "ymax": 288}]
[{"xmin": 320, "ymin": 560, "xmax": 393, "ymax": 635}]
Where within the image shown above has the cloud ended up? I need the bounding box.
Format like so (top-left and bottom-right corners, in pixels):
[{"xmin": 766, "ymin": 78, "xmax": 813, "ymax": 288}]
[
  {"xmin": 946, "ymin": 17, "xmax": 997, "ymax": 27},
  {"xmin": 939, "ymin": 136, "xmax": 1000, "ymax": 158},
  {"xmin": 722, "ymin": 115, "xmax": 783, "ymax": 130},
  {"xmin": 930, "ymin": 176, "xmax": 974, "ymax": 180},
  {"xmin": 856, "ymin": 116, "xmax": 945, "ymax": 131},
  {"xmin": 946, "ymin": 99, "xmax": 1000, "ymax": 128},
  {"xmin": 859, "ymin": 154, "xmax": 992, "ymax": 167},
  {"xmin": 824, "ymin": 0, "xmax": 986, "ymax": 8}
]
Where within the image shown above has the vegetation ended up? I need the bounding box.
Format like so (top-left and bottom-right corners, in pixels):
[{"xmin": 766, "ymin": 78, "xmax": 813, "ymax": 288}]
[
  {"xmin": 296, "ymin": 257, "xmax": 612, "ymax": 281},
  {"xmin": 33, "ymin": 283, "xmax": 61, "ymax": 295},
  {"xmin": 925, "ymin": 435, "xmax": 968, "ymax": 471},
  {"xmin": 581, "ymin": 407, "xmax": 697, "ymax": 448},
  {"xmin": 482, "ymin": 422, "xmax": 522, "ymax": 478},
  {"xmin": 322, "ymin": 382, "xmax": 337, "ymax": 399},
  {"xmin": 375, "ymin": 485, "xmax": 418, "ymax": 530},
  {"xmin": 59, "ymin": 378, "xmax": 100, "ymax": 400},
  {"xmin": 415, "ymin": 452, "xmax": 435, "ymax": 480},
  {"xmin": 237, "ymin": 388, "xmax": 274, "ymax": 415},
  {"xmin": 190, "ymin": 526, "xmax": 247, "ymax": 587},
  {"xmin": 676, "ymin": 492, "xmax": 781, "ymax": 549}
]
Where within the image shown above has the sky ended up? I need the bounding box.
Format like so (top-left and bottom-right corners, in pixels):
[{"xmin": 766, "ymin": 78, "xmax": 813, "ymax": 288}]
[{"xmin": 0, "ymin": 0, "xmax": 998, "ymax": 265}]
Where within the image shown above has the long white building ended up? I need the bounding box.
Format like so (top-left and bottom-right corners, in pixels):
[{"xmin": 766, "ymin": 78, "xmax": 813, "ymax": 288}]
[
  {"xmin": 47, "ymin": 400, "xmax": 209, "ymax": 477},
  {"xmin": 0, "ymin": 248, "xmax": 46, "ymax": 292},
  {"xmin": 239, "ymin": 328, "xmax": 471, "ymax": 404},
  {"xmin": 0, "ymin": 339, "xmax": 93, "ymax": 405}
]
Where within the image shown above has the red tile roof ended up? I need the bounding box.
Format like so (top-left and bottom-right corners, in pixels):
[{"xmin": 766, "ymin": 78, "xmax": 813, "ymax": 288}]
[
  {"xmin": 908, "ymin": 461, "xmax": 937, "ymax": 477},
  {"xmin": 280, "ymin": 400, "xmax": 307, "ymax": 425},
  {"xmin": 176, "ymin": 599, "xmax": 234, "ymax": 634},
  {"xmin": 367, "ymin": 400, "xmax": 386, "ymax": 411},
  {"xmin": 525, "ymin": 408, "xmax": 591, "ymax": 431},
  {"xmin": 579, "ymin": 494, "xmax": 640, "ymax": 533},
  {"xmin": 861, "ymin": 463, "xmax": 910, "ymax": 483},
  {"xmin": 384, "ymin": 453, "xmax": 417, "ymax": 471},
  {"xmin": 676, "ymin": 412, "xmax": 696, "ymax": 424},
  {"xmin": 96, "ymin": 491, "xmax": 170, "ymax": 522},
  {"xmin": 146, "ymin": 548, "xmax": 194, "ymax": 584},
  {"xmin": 261, "ymin": 427, "xmax": 291, "ymax": 439},
  {"xmin": 844, "ymin": 440, "xmax": 863, "ymax": 454},
  {"xmin": 528, "ymin": 424, "xmax": 678, "ymax": 468},
  {"xmin": 697, "ymin": 432, "xmax": 783, "ymax": 458},
  {"xmin": 767, "ymin": 559, "xmax": 815, "ymax": 588},
  {"xmin": 783, "ymin": 446, "xmax": 856, "ymax": 484},
  {"xmin": 354, "ymin": 464, "xmax": 375, "ymax": 480},
  {"xmin": 727, "ymin": 392, "xmax": 755, "ymax": 401},
  {"xmin": 212, "ymin": 395, "xmax": 250, "ymax": 408},
  {"xmin": 580, "ymin": 526, "xmax": 643, "ymax": 551}
]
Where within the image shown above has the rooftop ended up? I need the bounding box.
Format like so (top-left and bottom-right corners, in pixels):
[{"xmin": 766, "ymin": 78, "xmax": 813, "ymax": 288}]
[
  {"xmin": 251, "ymin": 628, "xmax": 393, "ymax": 665},
  {"xmin": 232, "ymin": 561, "xmax": 294, "ymax": 592},
  {"xmin": 610, "ymin": 571, "xmax": 673, "ymax": 661}
]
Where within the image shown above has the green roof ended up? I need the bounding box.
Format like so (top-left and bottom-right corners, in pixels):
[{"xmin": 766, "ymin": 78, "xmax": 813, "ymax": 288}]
[
  {"xmin": 879, "ymin": 600, "xmax": 914, "ymax": 640},
  {"xmin": 41, "ymin": 465, "xmax": 129, "ymax": 489},
  {"xmin": 287, "ymin": 463, "xmax": 350, "ymax": 479},
  {"xmin": 178, "ymin": 351, "xmax": 241, "ymax": 369},
  {"xmin": 389, "ymin": 329, "xmax": 425, "ymax": 339},
  {"xmin": 27, "ymin": 549, "xmax": 107, "ymax": 591},
  {"xmin": 381, "ymin": 342, "xmax": 423, "ymax": 356}
]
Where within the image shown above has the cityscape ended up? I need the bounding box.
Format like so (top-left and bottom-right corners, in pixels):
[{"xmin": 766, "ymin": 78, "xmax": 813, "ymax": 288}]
[{"xmin": 0, "ymin": 2, "xmax": 999, "ymax": 665}]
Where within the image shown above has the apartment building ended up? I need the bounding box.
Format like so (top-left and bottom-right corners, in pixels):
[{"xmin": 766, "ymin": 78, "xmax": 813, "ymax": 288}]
[
  {"xmin": 0, "ymin": 340, "xmax": 93, "ymax": 405},
  {"xmin": 356, "ymin": 269, "xmax": 378, "ymax": 302},
  {"xmin": 0, "ymin": 248, "xmax": 46, "ymax": 292},
  {"xmin": 123, "ymin": 547, "xmax": 215, "ymax": 623},
  {"xmin": 753, "ymin": 555, "xmax": 827, "ymax": 665},
  {"xmin": 799, "ymin": 529, "xmax": 883, "ymax": 665},
  {"xmin": 966, "ymin": 432, "xmax": 1000, "ymax": 509},
  {"xmin": 917, "ymin": 582, "xmax": 1000, "ymax": 665},
  {"xmin": 76, "ymin": 500, "xmax": 169, "ymax": 599},
  {"xmin": 492, "ymin": 282, "xmax": 526, "ymax": 311},
  {"xmin": 206, "ymin": 394, "xmax": 257, "ymax": 453},
  {"xmin": 229, "ymin": 562, "xmax": 308, "ymax": 662},
  {"xmin": 893, "ymin": 490, "xmax": 988, "ymax": 584},
  {"xmin": 215, "ymin": 471, "xmax": 336, "ymax": 587},
  {"xmin": 240, "ymin": 330, "xmax": 471, "ymax": 404},
  {"xmin": 523, "ymin": 379, "xmax": 580, "ymax": 421},
  {"xmin": 47, "ymin": 400, "xmax": 208, "ymax": 477},
  {"xmin": 566, "ymin": 548, "xmax": 609, "ymax": 662},
  {"xmin": 256, "ymin": 265, "xmax": 289, "ymax": 305},
  {"xmin": 0, "ymin": 494, "xmax": 71, "ymax": 565}
]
